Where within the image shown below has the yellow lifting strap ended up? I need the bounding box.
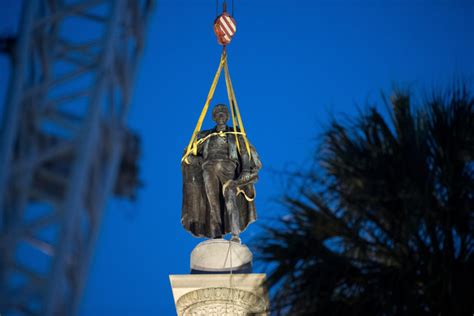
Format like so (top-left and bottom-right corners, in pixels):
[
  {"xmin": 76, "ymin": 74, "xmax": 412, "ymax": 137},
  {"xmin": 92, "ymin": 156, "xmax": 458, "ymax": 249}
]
[
  {"xmin": 182, "ymin": 50, "xmax": 252, "ymax": 164},
  {"xmin": 224, "ymin": 60, "xmax": 251, "ymax": 160}
]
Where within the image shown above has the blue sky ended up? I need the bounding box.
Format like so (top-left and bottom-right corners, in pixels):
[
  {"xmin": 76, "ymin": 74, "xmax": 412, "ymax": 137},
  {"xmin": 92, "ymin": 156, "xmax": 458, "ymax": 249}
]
[{"xmin": 1, "ymin": 0, "xmax": 473, "ymax": 315}]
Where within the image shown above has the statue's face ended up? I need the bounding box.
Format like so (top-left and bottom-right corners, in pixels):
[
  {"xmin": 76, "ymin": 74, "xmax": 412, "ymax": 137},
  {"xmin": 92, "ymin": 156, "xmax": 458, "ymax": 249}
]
[{"xmin": 213, "ymin": 110, "xmax": 229, "ymax": 125}]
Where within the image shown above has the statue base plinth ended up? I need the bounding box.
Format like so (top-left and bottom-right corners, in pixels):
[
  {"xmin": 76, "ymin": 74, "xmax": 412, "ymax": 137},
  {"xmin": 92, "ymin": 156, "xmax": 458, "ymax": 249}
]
[
  {"xmin": 169, "ymin": 274, "xmax": 268, "ymax": 315},
  {"xmin": 190, "ymin": 239, "xmax": 252, "ymax": 274}
]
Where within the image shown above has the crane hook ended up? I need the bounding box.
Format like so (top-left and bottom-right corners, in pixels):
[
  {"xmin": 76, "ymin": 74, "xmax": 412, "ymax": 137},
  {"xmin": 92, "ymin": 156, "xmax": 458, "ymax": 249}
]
[{"xmin": 213, "ymin": 1, "xmax": 236, "ymax": 46}]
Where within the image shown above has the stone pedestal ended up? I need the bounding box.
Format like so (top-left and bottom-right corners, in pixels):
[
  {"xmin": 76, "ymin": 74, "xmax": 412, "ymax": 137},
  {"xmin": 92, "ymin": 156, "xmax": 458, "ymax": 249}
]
[
  {"xmin": 190, "ymin": 239, "xmax": 253, "ymax": 274},
  {"xmin": 170, "ymin": 240, "xmax": 268, "ymax": 315},
  {"xmin": 169, "ymin": 274, "xmax": 268, "ymax": 315}
]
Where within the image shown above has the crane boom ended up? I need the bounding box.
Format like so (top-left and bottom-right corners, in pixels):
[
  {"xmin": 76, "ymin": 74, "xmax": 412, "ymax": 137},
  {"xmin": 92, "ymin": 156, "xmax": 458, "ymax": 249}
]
[{"xmin": 0, "ymin": 1, "xmax": 154, "ymax": 315}]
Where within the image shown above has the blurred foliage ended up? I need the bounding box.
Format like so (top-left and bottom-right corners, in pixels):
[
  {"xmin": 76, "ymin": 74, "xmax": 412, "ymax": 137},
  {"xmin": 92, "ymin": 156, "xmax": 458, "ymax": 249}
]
[{"xmin": 256, "ymin": 84, "xmax": 474, "ymax": 315}]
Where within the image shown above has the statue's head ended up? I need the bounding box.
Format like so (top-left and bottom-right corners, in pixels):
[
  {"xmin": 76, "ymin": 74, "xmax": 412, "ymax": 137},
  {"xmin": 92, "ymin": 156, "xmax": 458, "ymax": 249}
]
[{"xmin": 212, "ymin": 104, "xmax": 230, "ymax": 125}]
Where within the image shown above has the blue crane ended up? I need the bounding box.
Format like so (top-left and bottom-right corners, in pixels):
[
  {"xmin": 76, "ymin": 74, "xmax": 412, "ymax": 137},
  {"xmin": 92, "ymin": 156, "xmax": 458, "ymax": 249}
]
[{"xmin": 0, "ymin": 1, "xmax": 154, "ymax": 315}]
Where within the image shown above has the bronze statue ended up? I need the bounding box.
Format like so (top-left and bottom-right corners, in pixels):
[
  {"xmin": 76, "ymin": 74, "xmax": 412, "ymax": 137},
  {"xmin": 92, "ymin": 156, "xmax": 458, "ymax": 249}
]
[{"xmin": 181, "ymin": 104, "xmax": 262, "ymax": 242}]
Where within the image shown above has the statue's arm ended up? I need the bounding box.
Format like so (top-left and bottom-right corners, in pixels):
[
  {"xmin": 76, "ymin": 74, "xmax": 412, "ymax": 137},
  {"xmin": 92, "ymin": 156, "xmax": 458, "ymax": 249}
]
[
  {"xmin": 236, "ymin": 139, "xmax": 261, "ymax": 184},
  {"xmin": 183, "ymin": 131, "xmax": 209, "ymax": 164},
  {"xmin": 223, "ymin": 141, "xmax": 261, "ymax": 194}
]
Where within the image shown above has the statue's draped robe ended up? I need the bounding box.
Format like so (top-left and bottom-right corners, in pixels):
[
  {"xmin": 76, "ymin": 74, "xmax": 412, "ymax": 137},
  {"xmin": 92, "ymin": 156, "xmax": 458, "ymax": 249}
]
[{"xmin": 181, "ymin": 128, "xmax": 261, "ymax": 238}]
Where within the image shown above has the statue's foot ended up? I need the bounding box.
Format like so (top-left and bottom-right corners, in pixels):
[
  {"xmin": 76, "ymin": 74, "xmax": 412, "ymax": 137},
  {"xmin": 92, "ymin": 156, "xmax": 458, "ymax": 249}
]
[
  {"xmin": 230, "ymin": 234, "xmax": 241, "ymax": 244},
  {"xmin": 212, "ymin": 227, "xmax": 223, "ymax": 239}
]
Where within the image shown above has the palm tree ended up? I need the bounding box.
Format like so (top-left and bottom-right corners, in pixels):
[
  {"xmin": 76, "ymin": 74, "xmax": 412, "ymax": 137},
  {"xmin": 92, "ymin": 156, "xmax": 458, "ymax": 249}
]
[{"xmin": 256, "ymin": 85, "xmax": 474, "ymax": 315}]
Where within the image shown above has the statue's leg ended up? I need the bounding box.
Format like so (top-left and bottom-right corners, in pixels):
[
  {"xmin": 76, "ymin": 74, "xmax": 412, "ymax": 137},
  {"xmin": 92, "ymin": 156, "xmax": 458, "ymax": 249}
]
[
  {"xmin": 224, "ymin": 186, "xmax": 240, "ymax": 241},
  {"xmin": 220, "ymin": 162, "xmax": 240, "ymax": 241},
  {"xmin": 202, "ymin": 164, "xmax": 222, "ymax": 237}
]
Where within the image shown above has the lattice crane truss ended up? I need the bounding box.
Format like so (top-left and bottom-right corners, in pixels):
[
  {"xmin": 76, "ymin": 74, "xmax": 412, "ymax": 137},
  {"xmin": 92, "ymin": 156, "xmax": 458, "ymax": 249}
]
[{"xmin": 0, "ymin": 1, "xmax": 153, "ymax": 315}]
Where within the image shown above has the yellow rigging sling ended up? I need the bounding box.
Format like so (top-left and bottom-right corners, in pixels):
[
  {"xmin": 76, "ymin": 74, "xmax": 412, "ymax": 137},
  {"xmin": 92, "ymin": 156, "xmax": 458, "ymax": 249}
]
[{"xmin": 182, "ymin": 50, "xmax": 251, "ymax": 164}]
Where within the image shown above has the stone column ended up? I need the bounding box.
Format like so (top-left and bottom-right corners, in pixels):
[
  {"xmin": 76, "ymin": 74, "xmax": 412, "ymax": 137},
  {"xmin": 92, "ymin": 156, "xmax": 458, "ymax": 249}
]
[{"xmin": 169, "ymin": 239, "xmax": 269, "ymax": 315}]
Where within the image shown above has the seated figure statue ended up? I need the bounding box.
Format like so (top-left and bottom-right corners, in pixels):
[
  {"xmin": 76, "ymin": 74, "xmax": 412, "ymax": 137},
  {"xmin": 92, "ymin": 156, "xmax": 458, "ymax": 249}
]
[{"xmin": 181, "ymin": 104, "xmax": 262, "ymax": 243}]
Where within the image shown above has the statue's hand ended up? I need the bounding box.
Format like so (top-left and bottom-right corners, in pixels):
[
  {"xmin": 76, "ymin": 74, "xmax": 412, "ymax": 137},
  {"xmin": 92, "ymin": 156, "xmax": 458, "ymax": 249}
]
[
  {"xmin": 186, "ymin": 155, "xmax": 201, "ymax": 165},
  {"xmin": 238, "ymin": 171, "xmax": 252, "ymax": 183}
]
